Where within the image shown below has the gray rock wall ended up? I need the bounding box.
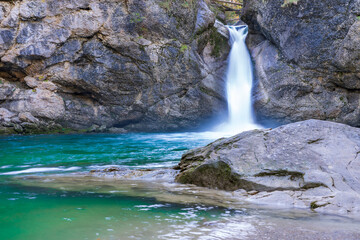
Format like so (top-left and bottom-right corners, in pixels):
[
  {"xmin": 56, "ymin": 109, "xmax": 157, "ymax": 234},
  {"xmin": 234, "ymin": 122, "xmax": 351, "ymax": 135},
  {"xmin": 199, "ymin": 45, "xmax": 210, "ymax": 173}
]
[
  {"xmin": 242, "ymin": 0, "xmax": 360, "ymax": 127},
  {"xmin": 0, "ymin": 0, "xmax": 230, "ymax": 134}
]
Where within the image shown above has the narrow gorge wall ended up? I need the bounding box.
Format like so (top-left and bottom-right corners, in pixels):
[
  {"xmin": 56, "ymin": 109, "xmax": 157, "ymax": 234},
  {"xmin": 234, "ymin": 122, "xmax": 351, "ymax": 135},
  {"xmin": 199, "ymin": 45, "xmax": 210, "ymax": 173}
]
[
  {"xmin": 0, "ymin": 0, "xmax": 230, "ymax": 134},
  {"xmin": 242, "ymin": 0, "xmax": 360, "ymax": 127}
]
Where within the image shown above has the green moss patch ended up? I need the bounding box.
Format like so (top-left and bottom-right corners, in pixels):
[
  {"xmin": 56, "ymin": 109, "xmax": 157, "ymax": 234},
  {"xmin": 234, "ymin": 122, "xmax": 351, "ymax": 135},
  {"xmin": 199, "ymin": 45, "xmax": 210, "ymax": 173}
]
[
  {"xmin": 209, "ymin": 27, "xmax": 228, "ymax": 57},
  {"xmin": 176, "ymin": 161, "xmax": 267, "ymax": 191}
]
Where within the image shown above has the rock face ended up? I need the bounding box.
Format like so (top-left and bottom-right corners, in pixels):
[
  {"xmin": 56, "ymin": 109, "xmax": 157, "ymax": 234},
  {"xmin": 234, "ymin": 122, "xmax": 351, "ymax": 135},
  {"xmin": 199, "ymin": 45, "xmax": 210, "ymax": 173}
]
[
  {"xmin": 242, "ymin": 0, "xmax": 360, "ymax": 127},
  {"xmin": 0, "ymin": 0, "xmax": 229, "ymax": 134},
  {"xmin": 176, "ymin": 120, "xmax": 360, "ymax": 215}
]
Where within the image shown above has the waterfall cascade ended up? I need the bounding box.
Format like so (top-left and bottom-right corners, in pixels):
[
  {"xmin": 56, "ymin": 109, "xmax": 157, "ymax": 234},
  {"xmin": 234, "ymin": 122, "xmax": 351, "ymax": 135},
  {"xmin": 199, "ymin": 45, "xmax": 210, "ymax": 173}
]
[{"xmin": 217, "ymin": 25, "xmax": 261, "ymax": 135}]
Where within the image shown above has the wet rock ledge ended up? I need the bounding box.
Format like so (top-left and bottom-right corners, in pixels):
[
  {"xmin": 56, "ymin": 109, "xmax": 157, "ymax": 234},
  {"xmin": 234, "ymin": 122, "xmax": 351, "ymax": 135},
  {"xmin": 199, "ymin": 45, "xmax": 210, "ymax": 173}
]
[{"xmin": 175, "ymin": 120, "xmax": 360, "ymax": 216}]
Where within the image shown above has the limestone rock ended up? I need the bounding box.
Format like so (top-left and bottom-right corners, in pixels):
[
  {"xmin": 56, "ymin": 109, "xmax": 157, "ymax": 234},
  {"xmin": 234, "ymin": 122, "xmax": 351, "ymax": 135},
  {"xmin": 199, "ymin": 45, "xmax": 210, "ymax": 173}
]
[
  {"xmin": 214, "ymin": 20, "xmax": 229, "ymax": 39},
  {"xmin": 18, "ymin": 112, "xmax": 38, "ymax": 123},
  {"xmin": 39, "ymin": 81, "xmax": 57, "ymax": 91},
  {"xmin": 0, "ymin": 107, "xmax": 15, "ymax": 121},
  {"xmin": 195, "ymin": 0, "xmax": 215, "ymax": 33},
  {"xmin": 242, "ymin": 0, "xmax": 360, "ymax": 127},
  {"xmin": 0, "ymin": 0, "xmax": 229, "ymax": 134},
  {"xmin": 19, "ymin": 1, "xmax": 47, "ymax": 20},
  {"xmin": 176, "ymin": 120, "xmax": 360, "ymax": 215},
  {"xmin": 108, "ymin": 127, "xmax": 127, "ymax": 134},
  {"xmin": 8, "ymin": 88, "xmax": 65, "ymax": 120},
  {"xmin": 24, "ymin": 76, "xmax": 38, "ymax": 88}
]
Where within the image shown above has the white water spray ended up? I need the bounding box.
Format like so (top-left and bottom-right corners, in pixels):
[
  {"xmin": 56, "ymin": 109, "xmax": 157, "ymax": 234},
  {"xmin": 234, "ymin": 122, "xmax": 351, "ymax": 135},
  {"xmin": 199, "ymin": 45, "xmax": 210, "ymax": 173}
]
[{"xmin": 217, "ymin": 25, "xmax": 261, "ymax": 135}]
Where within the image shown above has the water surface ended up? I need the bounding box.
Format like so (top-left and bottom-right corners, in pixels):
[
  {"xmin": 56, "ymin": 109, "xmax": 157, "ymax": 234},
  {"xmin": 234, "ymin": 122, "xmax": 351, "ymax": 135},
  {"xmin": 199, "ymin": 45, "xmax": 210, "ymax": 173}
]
[{"xmin": 1, "ymin": 133, "xmax": 360, "ymax": 240}]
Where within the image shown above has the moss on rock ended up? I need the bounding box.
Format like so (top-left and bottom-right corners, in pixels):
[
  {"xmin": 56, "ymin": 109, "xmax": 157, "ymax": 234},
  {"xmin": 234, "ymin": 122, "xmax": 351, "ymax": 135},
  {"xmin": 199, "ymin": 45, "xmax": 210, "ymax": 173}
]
[
  {"xmin": 176, "ymin": 161, "xmax": 266, "ymax": 191},
  {"xmin": 209, "ymin": 27, "xmax": 228, "ymax": 57}
]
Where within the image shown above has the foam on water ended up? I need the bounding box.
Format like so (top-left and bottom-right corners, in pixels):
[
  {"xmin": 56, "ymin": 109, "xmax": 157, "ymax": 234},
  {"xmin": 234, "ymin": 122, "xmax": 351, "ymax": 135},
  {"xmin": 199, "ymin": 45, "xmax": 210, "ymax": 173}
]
[{"xmin": 0, "ymin": 167, "xmax": 81, "ymax": 175}]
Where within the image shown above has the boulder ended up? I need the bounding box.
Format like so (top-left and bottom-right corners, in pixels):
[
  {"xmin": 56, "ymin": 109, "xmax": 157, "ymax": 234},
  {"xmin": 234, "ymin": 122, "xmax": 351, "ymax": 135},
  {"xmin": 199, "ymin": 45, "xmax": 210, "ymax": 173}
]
[
  {"xmin": 19, "ymin": 0, "xmax": 47, "ymax": 20},
  {"xmin": 18, "ymin": 112, "xmax": 38, "ymax": 123},
  {"xmin": 8, "ymin": 88, "xmax": 65, "ymax": 120},
  {"xmin": 242, "ymin": 0, "xmax": 360, "ymax": 127},
  {"xmin": 176, "ymin": 120, "xmax": 360, "ymax": 215},
  {"xmin": 24, "ymin": 76, "xmax": 38, "ymax": 88},
  {"xmin": 0, "ymin": 107, "xmax": 15, "ymax": 120}
]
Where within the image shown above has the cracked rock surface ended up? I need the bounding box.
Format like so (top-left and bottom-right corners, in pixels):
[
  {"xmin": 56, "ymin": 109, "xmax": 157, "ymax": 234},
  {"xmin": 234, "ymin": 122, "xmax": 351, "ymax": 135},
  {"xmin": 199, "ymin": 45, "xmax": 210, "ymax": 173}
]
[
  {"xmin": 176, "ymin": 119, "xmax": 360, "ymax": 216},
  {"xmin": 0, "ymin": 0, "xmax": 229, "ymax": 134},
  {"xmin": 242, "ymin": 0, "xmax": 360, "ymax": 127}
]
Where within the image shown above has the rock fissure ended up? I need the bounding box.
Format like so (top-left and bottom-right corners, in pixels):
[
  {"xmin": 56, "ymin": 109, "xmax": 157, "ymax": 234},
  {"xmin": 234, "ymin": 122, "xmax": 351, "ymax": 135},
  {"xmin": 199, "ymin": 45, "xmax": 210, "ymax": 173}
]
[{"xmin": 254, "ymin": 170, "xmax": 304, "ymax": 179}]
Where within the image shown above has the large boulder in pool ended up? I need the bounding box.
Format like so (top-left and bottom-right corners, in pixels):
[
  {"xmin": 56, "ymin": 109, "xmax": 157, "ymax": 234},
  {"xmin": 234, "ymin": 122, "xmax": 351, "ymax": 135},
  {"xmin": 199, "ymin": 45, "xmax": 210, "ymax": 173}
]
[
  {"xmin": 0, "ymin": 0, "xmax": 229, "ymax": 134},
  {"xmin": 176, "ymin": 120, "xmax": 360, "ymax": 215},
  {"xmin": 242, "ymin": 0, "xmax": 360, "ymax": 127}
]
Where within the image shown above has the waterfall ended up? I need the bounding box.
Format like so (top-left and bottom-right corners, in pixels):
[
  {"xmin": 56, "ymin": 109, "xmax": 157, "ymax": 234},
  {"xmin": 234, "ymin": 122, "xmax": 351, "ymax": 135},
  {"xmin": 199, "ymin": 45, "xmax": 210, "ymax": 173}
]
[{"xmin": 217, "ymin": 25, "xmax": 261, "ymax": 135}]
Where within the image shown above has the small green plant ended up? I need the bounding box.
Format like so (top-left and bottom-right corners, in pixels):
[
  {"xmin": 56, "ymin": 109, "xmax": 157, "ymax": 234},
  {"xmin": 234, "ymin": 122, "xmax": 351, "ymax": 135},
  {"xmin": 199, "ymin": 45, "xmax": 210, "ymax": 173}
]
[
  {"xmin": 181, "ymin": 0, "xmax": 194, "ymax": 9},
  {"xmin": 32, "ymin": 89, "xmax": 36, "ymax": 92},
  {"xmin": 310, "ymin": 201, "xmax": 318, "ymax": 209},
  {"xmin": 180, "ymin": 44, "xmax": 188, "ymax": 53},
  {"xmin": 357, "ymin": 16, "xmax": 360, "ymax": 20},
  {"xmin": 0, "ymin": 79, "xmax": 3, "ymax": 84},
  {"xmin": 130, "ymin": 12, "xmax": 145, "ymax": 24},
  {"xmin": 181, "ymin": 2, "xmax": 189, "ymax": 8},
  {"xmin": 339, "ymin": 96, "xmax": 347, "ymax": 104},
  {"xmin": 140, "ymin": 26, "xmax": 148, "ymax": 34}
]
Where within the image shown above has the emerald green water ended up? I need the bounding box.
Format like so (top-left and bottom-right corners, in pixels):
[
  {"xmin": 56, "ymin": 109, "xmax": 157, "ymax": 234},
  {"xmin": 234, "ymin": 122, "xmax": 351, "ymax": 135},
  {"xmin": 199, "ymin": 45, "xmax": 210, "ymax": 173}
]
[
  {"xmin": 0, "ymin": 133, "xmax": 216, "ymax": 173},
  {"xmin": 0, "ymin": 183, "xmax": 229, "ymax": 239},
  {"xmin": 0, "ymin": 133, "xmax": 231, "ymax": 240},
  {"xmin": 1, "ymin": 133, "xmax": 360, "ymax": 240}
]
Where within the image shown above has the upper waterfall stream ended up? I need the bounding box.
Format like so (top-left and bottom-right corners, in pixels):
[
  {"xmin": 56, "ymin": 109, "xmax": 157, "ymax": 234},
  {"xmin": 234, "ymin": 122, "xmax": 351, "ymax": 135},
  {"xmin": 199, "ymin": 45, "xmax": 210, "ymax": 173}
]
[{"xmin": 217, "ymin": 25, "xmax": 261, "ymax": 135}]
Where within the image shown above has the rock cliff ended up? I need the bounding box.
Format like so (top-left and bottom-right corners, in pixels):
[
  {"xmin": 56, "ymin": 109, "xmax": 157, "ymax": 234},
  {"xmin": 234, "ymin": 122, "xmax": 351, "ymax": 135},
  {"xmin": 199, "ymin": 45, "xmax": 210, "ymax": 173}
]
[
  {"xmin": 242, "ymin": 0, "xmax": 360, "ymax": 127},
  {"xmin": 176, "ymin": 120, "xmax": 360, "ymax": 215},
  {"xmin": 0, "ymin": 0, "xmax": 229, "ymax": 134}
]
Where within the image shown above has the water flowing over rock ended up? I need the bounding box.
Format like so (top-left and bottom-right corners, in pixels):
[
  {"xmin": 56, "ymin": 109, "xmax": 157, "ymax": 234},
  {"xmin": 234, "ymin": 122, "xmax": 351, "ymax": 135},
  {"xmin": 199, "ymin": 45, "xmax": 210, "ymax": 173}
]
[
  {"xmin": 242, "ymin": 0, "xmax": 360, "ymax": 127},
  {"xmin": 176, "ymin": 120, "xmax": 360, "ymax": 216},
  {"xmin": 218, "ymin": 25, "xmax": 261, "ymax": 134},
  {"xmin": 0, "ymin": 0, "xmax": 230, "ymax": 134}
]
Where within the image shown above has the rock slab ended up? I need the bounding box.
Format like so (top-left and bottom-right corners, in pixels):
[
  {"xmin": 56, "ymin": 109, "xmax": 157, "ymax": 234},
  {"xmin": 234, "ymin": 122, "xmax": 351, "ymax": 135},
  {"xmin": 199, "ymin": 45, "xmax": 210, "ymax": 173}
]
[{"xmin": 176, "ymin": 120, "xmax": 360, "ymax": 216}]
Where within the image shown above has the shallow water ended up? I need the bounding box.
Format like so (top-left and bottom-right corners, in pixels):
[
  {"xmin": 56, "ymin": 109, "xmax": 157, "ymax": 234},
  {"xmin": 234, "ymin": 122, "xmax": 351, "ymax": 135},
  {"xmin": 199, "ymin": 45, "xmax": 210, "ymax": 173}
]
[{"xmin": 1, "ymin": 133, "xmax": 360, "ymax": 240}]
